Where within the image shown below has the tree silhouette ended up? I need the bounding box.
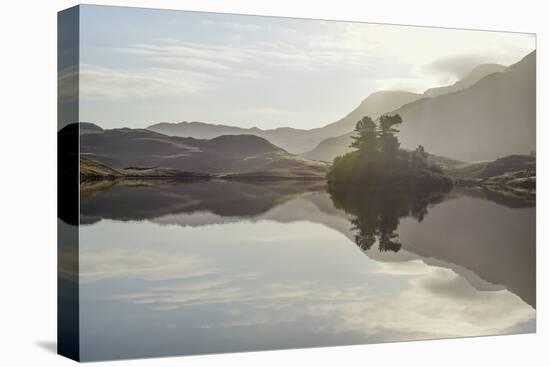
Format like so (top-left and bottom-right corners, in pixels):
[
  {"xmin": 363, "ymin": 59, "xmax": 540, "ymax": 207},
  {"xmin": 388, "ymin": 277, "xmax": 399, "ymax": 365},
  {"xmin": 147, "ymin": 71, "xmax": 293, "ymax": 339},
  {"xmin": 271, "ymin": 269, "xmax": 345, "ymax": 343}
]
[
  {"xmin": 378, "ymin": 114, "xmax": 402, "ymax": 162},
  {"xmin": 350, "ymin": 116, "xmax": 378, "ymax": 153}
]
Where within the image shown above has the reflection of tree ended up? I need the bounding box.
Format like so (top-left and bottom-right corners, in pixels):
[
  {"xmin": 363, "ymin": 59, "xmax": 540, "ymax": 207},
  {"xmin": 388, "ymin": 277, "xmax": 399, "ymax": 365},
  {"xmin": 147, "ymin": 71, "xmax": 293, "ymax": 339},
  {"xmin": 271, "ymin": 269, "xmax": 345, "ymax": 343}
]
[{"xmin": 328, "ymin": 185, "xmax": 448, "ymax": 253}]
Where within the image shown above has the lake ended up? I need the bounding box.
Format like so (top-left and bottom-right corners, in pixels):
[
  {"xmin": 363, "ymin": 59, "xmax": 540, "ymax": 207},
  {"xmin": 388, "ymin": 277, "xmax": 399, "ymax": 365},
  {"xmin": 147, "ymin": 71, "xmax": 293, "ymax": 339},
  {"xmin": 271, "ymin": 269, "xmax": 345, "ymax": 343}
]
[{"xmin": 76, "ymin": 179, "xmax": 535, "ymax": 361}]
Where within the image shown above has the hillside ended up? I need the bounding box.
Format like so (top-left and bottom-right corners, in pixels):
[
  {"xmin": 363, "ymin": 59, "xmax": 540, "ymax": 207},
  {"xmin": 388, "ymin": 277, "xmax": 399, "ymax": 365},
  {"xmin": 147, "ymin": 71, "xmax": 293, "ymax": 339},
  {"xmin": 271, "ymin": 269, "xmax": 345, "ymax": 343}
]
[
  {"xmin": 303, "ymin": 52, "xmax": 534, "ymax": 163},
  {"xmin": 80, "ymin": 156, "xmax": 211, "ymax": 180},
  {"xmin": 396, "ymin": 51, "xmax": 535, "ymax": 162},
  {"xmin": 72, "ymin": 123, "xmax": 328, "ymax": 178}
]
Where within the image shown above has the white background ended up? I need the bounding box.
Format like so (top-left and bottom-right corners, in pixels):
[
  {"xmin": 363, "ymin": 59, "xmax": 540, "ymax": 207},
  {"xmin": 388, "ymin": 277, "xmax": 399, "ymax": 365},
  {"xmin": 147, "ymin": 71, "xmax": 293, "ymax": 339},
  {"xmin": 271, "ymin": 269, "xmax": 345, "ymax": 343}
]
[{"xmin": 0, "ymin": 0, "xmax": 547, "ymax": 366}]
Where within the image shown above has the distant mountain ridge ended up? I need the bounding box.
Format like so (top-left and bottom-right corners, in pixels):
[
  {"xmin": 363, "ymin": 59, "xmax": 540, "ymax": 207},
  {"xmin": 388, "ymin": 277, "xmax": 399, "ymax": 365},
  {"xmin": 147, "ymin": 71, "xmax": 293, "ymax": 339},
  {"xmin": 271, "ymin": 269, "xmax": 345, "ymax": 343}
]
[{"xmin": 147, "ymin": 90, "xmax": 424, "ymax": 154}]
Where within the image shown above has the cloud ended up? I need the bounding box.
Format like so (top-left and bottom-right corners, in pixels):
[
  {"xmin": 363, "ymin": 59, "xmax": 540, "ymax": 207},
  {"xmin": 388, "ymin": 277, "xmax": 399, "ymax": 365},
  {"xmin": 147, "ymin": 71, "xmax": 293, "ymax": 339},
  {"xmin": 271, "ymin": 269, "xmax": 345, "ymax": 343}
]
[
  {"xmin": 425, "ymin": 54, "xmax": 496, "ymax": 79},
  {"xmin": 373, "ymin": 76, "xmax": 438, "ymax": 93},
  {"xmin": 200, "ymin": 19, "xmax": 262, "ymax": 32},
  {"xmin": 307, "ymin": 22, "xmax": 535, "ymax": 90},
  {"xmin": 79, "ymin": 64, "xmax": 216, "ymax": 99},
  {"xmin": 116, "ymin": 39, "xmax": 325, "ymax": 73},
  {"xmin": 222, "ymin": 22, "xmax": 261, "ymax": 32}
]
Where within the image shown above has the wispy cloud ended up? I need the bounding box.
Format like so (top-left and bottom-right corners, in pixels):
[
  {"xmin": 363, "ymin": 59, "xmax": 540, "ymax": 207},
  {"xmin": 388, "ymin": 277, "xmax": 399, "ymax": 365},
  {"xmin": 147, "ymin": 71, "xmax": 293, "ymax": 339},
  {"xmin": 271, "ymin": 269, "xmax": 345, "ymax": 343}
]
[
  {"xmin": 79, "ymin": 64, "xmax": 217, "ymax": 99},
  {"xmin": 115, "ymin": 39, "xmax": 328, "ymax": 73}
]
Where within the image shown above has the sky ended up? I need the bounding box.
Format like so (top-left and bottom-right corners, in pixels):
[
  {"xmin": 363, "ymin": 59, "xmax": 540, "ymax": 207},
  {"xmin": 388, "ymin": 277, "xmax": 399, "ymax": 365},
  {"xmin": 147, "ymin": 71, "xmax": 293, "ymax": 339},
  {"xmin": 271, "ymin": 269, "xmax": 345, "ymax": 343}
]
[{"xmin": 78, "ymin": 5, "xmax": 535, "ymax": 130}]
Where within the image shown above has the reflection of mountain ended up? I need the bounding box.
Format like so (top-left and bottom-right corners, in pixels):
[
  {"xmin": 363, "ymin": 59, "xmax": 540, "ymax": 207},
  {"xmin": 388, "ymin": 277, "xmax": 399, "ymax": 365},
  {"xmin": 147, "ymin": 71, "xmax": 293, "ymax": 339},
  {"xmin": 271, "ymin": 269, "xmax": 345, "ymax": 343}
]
[
  {"xmin": 328, "ymin": 184, "xmax": 535, "ymax": 308},
  {"xmin": 70, "ymin": 123, "xmax": 327, "ymax": 177},
  {"xmin": 79, "ymin": 180, "xmax": 326, "ymax": 225},
  {"xmin": 396, "ymin": 193, "xmax": 535, "ymax": 308},
  {"xmin": 81, "ymin": 181, "xmax": 534, "ymax": 308},
  {"xmin": 304, "ymin": 52, "xmax": 535, "ymax": 162}
]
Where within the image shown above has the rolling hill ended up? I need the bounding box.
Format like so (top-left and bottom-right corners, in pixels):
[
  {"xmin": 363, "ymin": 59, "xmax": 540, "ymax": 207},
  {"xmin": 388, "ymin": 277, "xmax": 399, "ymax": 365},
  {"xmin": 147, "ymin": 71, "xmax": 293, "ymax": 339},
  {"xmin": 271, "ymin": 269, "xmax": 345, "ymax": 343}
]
[{"xmin": 73, "ymin": 123, "xmax": 328, "ymax": 177}]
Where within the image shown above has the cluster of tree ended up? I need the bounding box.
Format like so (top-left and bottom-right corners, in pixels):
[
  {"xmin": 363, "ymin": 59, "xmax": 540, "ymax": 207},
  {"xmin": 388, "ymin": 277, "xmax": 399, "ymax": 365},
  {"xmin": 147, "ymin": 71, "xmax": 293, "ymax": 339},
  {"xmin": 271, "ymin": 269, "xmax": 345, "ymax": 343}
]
[{"xmin": 327, "ymin": 114, "xmax": 451, "ymax": 189}]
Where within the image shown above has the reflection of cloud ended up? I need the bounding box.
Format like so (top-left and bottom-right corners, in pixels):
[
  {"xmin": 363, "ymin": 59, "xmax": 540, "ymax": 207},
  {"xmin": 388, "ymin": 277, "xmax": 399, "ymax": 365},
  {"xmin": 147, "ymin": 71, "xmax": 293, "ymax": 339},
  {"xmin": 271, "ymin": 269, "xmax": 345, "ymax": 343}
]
[
  {"xmin": 306, "ymin": 265, "xmax": 534, "ymax": 340},
  {"xmin": 112, "ymin": 263, "xmax": 533, "ymax": 340},
  {"xmin": 79, "ymin": 246, "xmax": 215, "ymax": 282},
  {"xmin": 80, "ymin": 219, "xmax": 534, "ymax": 342}
]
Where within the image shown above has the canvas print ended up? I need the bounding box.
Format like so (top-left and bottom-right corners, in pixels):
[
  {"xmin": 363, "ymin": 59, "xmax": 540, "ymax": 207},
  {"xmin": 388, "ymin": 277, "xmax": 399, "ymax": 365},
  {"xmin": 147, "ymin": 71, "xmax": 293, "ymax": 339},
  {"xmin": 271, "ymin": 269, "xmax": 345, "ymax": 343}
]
[{"xmin": 58, "ymin": 4, "xmax": 536, "ymax": 362}]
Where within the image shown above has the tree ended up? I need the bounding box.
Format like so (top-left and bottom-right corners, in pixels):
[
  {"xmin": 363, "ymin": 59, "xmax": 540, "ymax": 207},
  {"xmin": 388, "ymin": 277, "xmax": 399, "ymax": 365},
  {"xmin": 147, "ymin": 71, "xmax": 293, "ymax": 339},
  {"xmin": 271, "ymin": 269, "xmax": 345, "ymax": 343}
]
[
  {"xmin": 378, "ymin": 114, "xmax": 402, "ymax": 161},
  {"xmin": 350, "ymin": 116, "xmax": 377, "ymax": 153},
  {"xmin": 328, "ymin": 113, "xmax": 452, "ymax": 190}
]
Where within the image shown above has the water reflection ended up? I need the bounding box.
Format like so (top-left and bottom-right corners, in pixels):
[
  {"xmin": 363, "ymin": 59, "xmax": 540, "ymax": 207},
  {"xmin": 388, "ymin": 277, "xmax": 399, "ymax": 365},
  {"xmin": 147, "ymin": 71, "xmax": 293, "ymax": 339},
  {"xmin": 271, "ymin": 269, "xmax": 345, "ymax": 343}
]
[
  {"xmin": 78, "ymin": 179, "xmax": 535, "ymax": 361},
  {"xmin": 328, "ymin": 185, "xmax": 448, "ymax": 253}
]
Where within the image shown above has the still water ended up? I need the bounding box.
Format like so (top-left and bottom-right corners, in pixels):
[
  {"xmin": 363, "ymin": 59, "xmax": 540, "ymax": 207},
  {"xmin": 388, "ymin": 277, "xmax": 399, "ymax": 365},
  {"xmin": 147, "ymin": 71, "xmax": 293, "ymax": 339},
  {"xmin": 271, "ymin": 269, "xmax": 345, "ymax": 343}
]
[{"xmin": 77, "ymin": 180, "xmax": 535, "ymax": 361}]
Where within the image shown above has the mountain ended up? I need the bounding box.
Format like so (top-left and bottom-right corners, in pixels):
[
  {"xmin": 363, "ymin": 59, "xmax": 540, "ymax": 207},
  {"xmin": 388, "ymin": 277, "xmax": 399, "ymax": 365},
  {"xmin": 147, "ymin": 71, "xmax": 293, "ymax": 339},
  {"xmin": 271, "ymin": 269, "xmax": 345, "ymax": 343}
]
[
  {"xmin": 147, "ymin": 91, "xmax": 422, "ymax": 154},
  {"xmin": 423, "ymin": 63, "xmax": 506, "ymax": 97},
  {"xmin": 300, "ymin": 133, "xmax": 350, "ymax": 162},
  {"xmin": 304, "ymin": 51, "xmax": 535, "ymax": 163},
  {"xmin": 74, "ymin": 123, "xmax": 328, "ymax": 177},
  {"xmin": 397, "ymin": 51, "xmax": 535, "ymax": 162}
]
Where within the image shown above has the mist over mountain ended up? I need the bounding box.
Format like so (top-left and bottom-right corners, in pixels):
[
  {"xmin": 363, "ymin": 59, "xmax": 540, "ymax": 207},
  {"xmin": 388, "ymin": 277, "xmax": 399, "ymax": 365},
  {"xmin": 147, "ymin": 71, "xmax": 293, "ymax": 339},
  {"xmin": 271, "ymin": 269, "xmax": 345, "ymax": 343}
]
[
  {"xmin": 147, "ymin": 56, "xmax": 526, "ymax": 163},
  {"xmin": 423, "ymin": 63, "xmax": 506, "ymax": 97},
  {"xmin": 304, "ymin": 51, "xmax": 535, "ymax": 162}
]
